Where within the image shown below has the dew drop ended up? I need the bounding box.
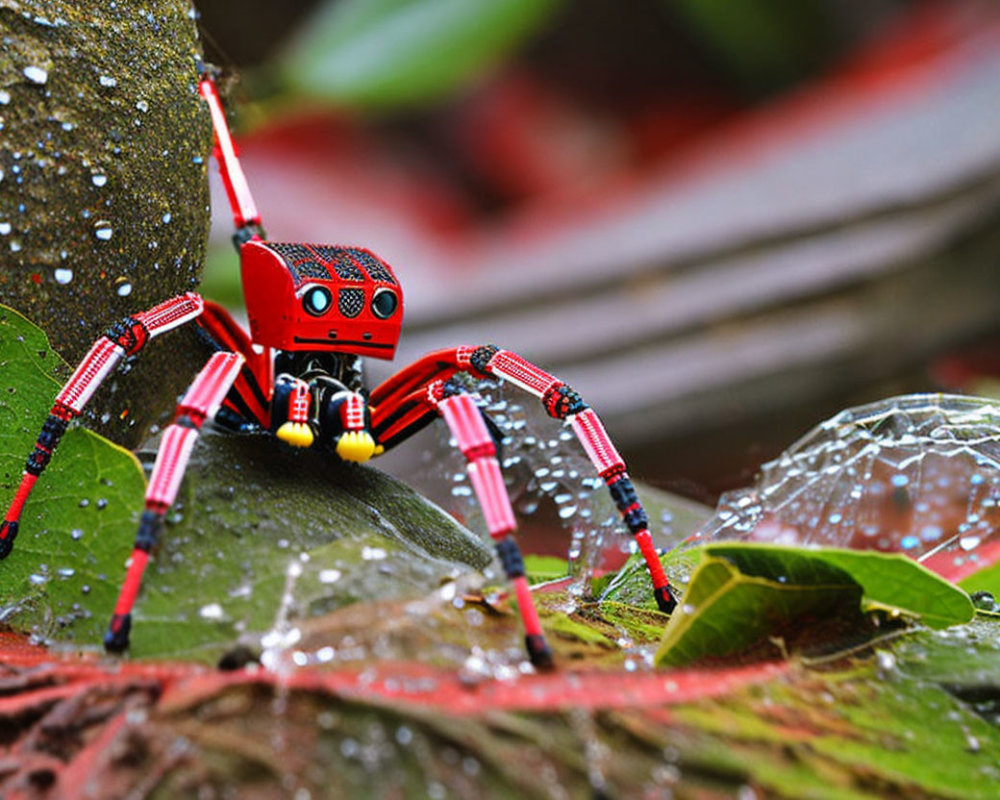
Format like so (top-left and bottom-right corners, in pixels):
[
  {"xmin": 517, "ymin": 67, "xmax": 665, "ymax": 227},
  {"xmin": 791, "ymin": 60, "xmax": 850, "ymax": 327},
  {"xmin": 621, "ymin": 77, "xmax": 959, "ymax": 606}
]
[
  {"xmin": 54, "ymin": 267, "xmax": 73, "ymax": 284},
  {"xmin": 23, "ymin": 66, "xmax": 48, "ymax": 85},
  {"xmin": 199, "ymin": 602, "xmax": 224, "ymax": 620},
  {"xmin": 135, "ymin": 99, "xmax": 149, "ymax": 113},
  {"xmin": 362, "ymin": 546, "xmax": 387, "ymax": 561},
  {"xmin": 0, "ymin": 90, "xmax": 9, "ymax": 104},
  {"xmin": 91, "ymin": 173, "xmax": 107, "ymax": 187},
  {"xmin": 161, "ymin": 212, "xmax": 171, "ymax": 224},
  {"xmin": 57, "ymin": 567, "xmax": 75, "ymax": 578},
  {"xmin": 98, "ymin": 74, "xmax": 117, "ymax": 88},
  {"xmin": 94, "ymin": 220, "xmax": 113, "ymax": 240},
  {"xmin": 0, "ymin": 223, "xmax": 10, "ymax": 235},
  {"xmin": 70, "ymin": 528, "xmax": 84, "ymax": 540},
  {"xmin": 116, "ymin": 281, "xmax": 132, "ymax": 297},
  {"xmin": 318, "ymin": 568, "xmax": 342, "ymax": 584}
]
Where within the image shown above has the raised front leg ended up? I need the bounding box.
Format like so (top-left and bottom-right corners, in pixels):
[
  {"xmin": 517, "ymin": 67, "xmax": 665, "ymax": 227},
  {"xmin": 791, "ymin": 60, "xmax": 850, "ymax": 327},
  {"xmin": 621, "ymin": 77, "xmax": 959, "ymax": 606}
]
[
  {"xmin": 0, "ymin": 293, "xmax": 204, "ymax": 559},
  {"xmin": 436, "ymin": 388, "xmax": 553, "ymax": 670},
  {"xmin": 105, "ymin": 350, "xmax": 244, "ymax": 653}
]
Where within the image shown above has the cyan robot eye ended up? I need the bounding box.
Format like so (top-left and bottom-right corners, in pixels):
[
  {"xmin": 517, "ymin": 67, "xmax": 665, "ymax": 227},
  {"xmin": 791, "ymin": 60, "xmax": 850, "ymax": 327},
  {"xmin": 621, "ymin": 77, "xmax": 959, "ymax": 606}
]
[{"xmin": 302, "ymin": 286, "xmax": 332, "ymax": 316}]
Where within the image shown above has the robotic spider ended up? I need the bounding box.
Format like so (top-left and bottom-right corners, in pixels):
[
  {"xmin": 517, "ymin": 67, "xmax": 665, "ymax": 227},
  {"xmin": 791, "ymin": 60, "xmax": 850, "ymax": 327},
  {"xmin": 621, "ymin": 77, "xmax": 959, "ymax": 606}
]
[{"xmin": 0, "ymin": 69, "xmax": 676, "ymax": 669}]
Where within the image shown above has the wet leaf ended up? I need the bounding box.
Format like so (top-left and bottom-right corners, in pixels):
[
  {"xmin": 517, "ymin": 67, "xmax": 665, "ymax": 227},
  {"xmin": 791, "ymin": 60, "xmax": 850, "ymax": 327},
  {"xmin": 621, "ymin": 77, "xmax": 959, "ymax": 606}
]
[
  {"xmin": 958, "ymin": 560, "xmax": 1000, "ymax": 597},
  {"xmin": 523, "ymin": 553, "xmax": 568, "ymax": 584},
  {"xmin": 280, "ymin": 0, "xmax": 564, "ymax": 108},
  {"xmin": 656, "ymin": 543, "xmax": 974, "ymax": 667},
  {"xmin": 0, "ymin": 306, "xmax": 147, "ymax": 641}
]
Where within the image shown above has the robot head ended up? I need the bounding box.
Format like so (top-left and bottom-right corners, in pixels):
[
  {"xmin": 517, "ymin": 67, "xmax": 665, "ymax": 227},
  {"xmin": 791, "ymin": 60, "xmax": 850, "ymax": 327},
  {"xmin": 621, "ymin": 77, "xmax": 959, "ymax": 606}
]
[{"xmin": 240, "ymin": 241, "xmax": 403, "ymax": 359}]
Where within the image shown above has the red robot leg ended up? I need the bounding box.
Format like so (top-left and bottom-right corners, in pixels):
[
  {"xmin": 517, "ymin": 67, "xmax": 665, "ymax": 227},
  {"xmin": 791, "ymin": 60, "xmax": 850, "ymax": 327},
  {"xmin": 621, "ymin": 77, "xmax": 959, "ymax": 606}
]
[
  {"xmin": 437, "ymin": 391, "xmax": 553, "ymax": 670},
  {"xmin": 371, "ymin": 346, "xmax": 677, "ymax": 614},
  {"xmin": 0, "ymin": 293, "xmax": 204, "ymax": 559},
  {"xmin": 104, "ymin": 350, "xmax": 244, "ymax": 653}
]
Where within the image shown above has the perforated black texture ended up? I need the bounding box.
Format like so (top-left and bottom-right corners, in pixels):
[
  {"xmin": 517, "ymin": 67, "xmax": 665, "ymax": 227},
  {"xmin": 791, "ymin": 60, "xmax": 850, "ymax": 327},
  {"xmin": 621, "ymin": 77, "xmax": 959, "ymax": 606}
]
[
  {"xmin": 338, "ymin": 288, "xmax": 365, "ymax": 318},
  {"xmin": 350, "ymin": 248, "xmax": 396, "ymax": 284},
  {"xmin": 311, "ymin": 246, "xmax": 364, "ymax": 281},
  {"xmin": 267, "ymin": 243, "xmax": 330, "ymax": 281}
]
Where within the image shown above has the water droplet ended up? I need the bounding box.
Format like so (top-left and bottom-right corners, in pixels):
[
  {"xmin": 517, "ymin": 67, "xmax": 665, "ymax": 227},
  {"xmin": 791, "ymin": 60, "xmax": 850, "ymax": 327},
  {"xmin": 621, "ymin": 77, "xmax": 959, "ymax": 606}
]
[
  {"xmin": 96, "ymin": 498, "xmax": 108, "ymax": 510},
  {"xmin": 91, "ymin": 173, "xmax": 107, "ymax": 187},
  {"xmin": 70, "ymin": 528, "xmax": 84, "ymax": 540},
  {"xmin": 318, "ymin": 568, "xmax": 342, "ymax": 584},
  {"xmin": 199, "ymin": 602, "xmax": 224, "ymax": 620},
  {"xmin": 94, "ymin": 220, "xmax": 113, "ymax": 240},
  {"xmin": 0, "ymin": 90, "xmax": 9, "ymax": 104},
  {"xmin": 900, "ymin": 535, "xmax": 919, "ymax": 550},
  {"xmin": 116, "ymin": 281, "xmax": 132, "ymax": 297},
  {"xmin": 57, "ymin": 567, "xmax": 75, "ymax": 578},
  {"xmin": 135, "ymin": 99, "xmax": 149, "ymax": 113},
  {"xmin": 54, "ymin": 267, "xmax": 73, "ymax": 284},
  {"xmin": 0, "ymin": 223, "xmax": 10, "ymax": 235},
  {"xmin": 362, "ymin": 546, "xmax": 387, "ymax": 561},
  {"xmin": 161, "ymin": 212, "xmax": 172, "ymax": 224},
  {"xmin": 23, "ymin": 66, "xmax": 48, "ymax": 85},
  {"xmin": 10, "ymin": 240, "xmax": 21, "ymax": 253},
  {"xmin": 98, "ymin": 74, "xmax": 117, "ymax": 88}
]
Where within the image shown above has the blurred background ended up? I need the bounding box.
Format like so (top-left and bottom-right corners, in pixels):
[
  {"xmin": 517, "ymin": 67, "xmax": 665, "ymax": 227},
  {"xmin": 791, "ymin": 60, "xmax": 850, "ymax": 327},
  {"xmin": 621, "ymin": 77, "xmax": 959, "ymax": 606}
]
[{"xmin": 193, "ymin": 0, "xmax": 1000, "ymax": 504}]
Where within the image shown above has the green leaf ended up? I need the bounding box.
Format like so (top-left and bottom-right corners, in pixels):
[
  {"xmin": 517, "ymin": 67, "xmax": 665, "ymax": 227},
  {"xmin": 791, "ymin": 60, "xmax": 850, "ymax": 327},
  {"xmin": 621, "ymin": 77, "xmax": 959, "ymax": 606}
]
[
  {"xmin": 523, "ymin": 553, "xmax": 568, "ymax": 584},
  {"xmin": 958, "ymin": 560, "xmax": 1000, "ymax": 597},
  {"xmin": 706, "ymin": 543, "xmax": 975, "ymax": 631},
  {"xmin": 280, "ymin": 0, "xmax": 564, "ymax": 109},
  {"xmin": 655, "ymin": 543, "xmax": 974, "ymax": 667},
  {"xmin": 0, "ymin": 306, "xmax": 148, "ymax": 640},
  {"xmin": 655, "ymin": 552, "xmax": 862, "ymax": 667}
]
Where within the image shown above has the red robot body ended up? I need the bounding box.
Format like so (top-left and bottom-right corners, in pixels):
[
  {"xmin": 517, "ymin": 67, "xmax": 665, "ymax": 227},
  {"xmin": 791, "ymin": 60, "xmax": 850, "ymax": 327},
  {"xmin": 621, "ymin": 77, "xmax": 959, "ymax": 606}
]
[{"xmin": 241, "ymin": 241, "xmax": 403, "ymax": 359}]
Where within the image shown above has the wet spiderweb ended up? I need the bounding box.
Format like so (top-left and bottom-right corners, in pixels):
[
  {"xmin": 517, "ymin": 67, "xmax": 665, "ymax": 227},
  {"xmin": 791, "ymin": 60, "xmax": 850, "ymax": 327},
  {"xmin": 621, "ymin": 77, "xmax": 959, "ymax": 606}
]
[{"xmin": 687, "ymin": 394, "xmax": 1000, "ymax": 579}]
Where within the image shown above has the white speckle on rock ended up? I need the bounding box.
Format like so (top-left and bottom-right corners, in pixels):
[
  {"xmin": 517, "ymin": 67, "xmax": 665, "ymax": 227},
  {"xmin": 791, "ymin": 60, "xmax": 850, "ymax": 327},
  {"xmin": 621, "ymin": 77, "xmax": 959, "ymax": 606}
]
[{"xmin": 23, "ymin": 66, "xmax": 48, "ymax": 85}]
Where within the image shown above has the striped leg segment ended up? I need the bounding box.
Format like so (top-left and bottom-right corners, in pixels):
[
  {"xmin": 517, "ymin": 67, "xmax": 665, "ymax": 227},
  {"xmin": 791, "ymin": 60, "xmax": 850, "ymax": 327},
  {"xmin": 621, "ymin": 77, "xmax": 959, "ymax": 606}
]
[
  {"xmin": 0, "ymin": 293, "xmax": 204, "ymax": 560},
  {"xmin": 477, "ymin": 347, "xmax": 677, "ymax": 614},
  {"xmin": 437, "ymin": 391, "xmax": 553, "ymax": 669},
  {"xmin": 104, "ymin": 351, "xmax": 244, "ymax": 653}
]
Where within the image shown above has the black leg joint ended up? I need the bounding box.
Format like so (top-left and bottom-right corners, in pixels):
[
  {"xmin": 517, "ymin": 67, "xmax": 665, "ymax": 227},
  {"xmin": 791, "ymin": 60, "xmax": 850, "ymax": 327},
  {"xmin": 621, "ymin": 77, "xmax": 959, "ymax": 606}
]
[
  {"xmin": 542, "ymin": 383, "xmax": 588, "ymax": 420},
  {"xmin": 37, "ymin": 414, "xmax": 69, "ymax": 450},
  {"xmin": 134, "ymin": 510, "xmax": 164, "ymax": 553},
  {"xmin": 624, "ymin": 507, "xmax": 649, "ymax": 535},
  {"xmin": 495, "ymin": 535, "xmax": 525, "ymax": 579},
  {"xmin": 104, "ymin": 613, "xmax": 132, "ymax": 653},
  {"xmin": 525, "ymin": 634, "xmax": 554, "ymax": 670},
  {"xmin": 608, "ymin": 476, "xmax": 639, "ymax": 512},
  {"xmin": 470, "ymin": 345, "xmax": 499, "ymax": 375},
  {"xmin": 25, "ymin": 447, "xmax": 51, "ymax": 476},
  {"xmin": 0, "ymin": 521, "xmax": 18, "ymax": 559},
  {"xmin": 104, "ymin": 317, "xmax": 149, "ymax": 355},
  {"xmin": 654, "ymin": 585, "xmax": 678, "ymax": 614},
  {"xmin": 233, "ymin": 223, "xmax": 266, "ymax": 250}
]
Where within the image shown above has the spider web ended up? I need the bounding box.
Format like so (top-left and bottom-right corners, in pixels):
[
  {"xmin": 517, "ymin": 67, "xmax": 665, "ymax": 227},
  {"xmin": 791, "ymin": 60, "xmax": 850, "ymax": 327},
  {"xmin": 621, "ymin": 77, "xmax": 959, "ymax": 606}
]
[{"xmin": 689, "ymin": 394, "xmax": 1000, "ymax": 577}]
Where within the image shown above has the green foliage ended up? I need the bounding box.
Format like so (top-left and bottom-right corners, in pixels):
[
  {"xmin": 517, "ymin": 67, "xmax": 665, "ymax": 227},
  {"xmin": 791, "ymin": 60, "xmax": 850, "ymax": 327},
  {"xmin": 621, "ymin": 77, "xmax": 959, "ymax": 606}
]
[
  {"xmin": 279, "ymin": 0, "xmax": 564, "ymax": 109},
  {"xmin": 523, "ymin": 553, "xmax": 568, "ymax": 584},
  {"xmin": 668, "ymin": 0, "xmax": 835, "ymax": 95},
  {"xmin": 656, "ymin": 543, "xmax": 974, "ymax": 667},
  {"xmin": 959, "ymin": 559, "xmax": 1000, "ymax": 597},
  {"xmin": 0, "ymin": 307, "xmax": 147, "ymax": 642}
]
